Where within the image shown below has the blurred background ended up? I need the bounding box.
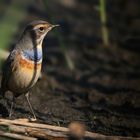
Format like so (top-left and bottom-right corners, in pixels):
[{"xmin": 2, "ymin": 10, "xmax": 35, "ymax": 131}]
[{"xmin": 0, "ymin": 0, "xmax": 140, "ymax": 137}]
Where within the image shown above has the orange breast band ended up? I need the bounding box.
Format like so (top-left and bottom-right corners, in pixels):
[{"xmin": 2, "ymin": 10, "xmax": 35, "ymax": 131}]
[{"xmin": 19, "ymin": 56, "xmax": 42, "ymax": 70}]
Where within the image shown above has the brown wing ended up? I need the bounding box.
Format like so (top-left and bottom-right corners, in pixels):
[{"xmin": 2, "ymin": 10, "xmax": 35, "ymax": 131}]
[{"xmin": 1, "ymin": 50, "xmax": 18, "ymax": 95}]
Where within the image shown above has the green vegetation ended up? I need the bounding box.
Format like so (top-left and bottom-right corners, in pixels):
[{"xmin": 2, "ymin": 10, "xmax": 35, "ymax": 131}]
[
  {"xmin": 99, "ymin": 0, "xmax": 109, "ymax": 47},
  {"xmin": 0, "ymin": 0, "xmax": 30, "ymax": 67},
  {"xmin": 0, "ymin": 0, "xmax": 28, "ymax": 49}
]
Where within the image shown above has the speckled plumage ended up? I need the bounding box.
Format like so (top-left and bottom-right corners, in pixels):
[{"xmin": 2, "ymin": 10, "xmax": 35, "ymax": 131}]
[{"xmin": 0, "ymin": 20, "xmax": 57, "ymax": 119}]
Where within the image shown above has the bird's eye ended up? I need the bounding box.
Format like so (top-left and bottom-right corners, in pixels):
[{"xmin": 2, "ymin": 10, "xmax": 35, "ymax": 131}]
[{"xmin": 39, "ymin": 27, "xmax": 44, "ymax": 32}]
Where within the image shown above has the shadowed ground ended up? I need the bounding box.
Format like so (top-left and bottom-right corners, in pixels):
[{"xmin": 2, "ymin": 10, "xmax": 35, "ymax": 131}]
[{"xmin": 0, "ymin": 0, "xmax": 140, "ymax": 137}]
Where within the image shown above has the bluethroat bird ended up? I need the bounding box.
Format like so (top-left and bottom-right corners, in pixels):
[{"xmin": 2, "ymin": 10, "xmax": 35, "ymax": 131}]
[{"xmin": 0, "ymin": 20, "xmax": 59, "ymax": 120}]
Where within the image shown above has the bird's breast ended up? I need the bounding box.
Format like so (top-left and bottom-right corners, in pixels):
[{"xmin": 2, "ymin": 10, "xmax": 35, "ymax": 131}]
[
  {"xmin": 19, "ymin": 49, "xmax": 42, "ymax": 75},
  {"xmin": 19, "ymin": 55, "xmax": 42, "ymax": 70},
  {"xmin": 8, "ymin": 50, "xmax": 42, "ymax": 94}
]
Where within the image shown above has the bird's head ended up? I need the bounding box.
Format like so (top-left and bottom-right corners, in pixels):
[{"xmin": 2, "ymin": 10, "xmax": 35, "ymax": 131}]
[{"xmin": 23, "ymin": 20, "xmax": 59, "ymax": 45}]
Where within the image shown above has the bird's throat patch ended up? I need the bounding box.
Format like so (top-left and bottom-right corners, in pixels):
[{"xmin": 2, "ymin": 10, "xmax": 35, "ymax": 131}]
[{"xmin": 22, "ymin": 49, "xmax": 42, "ymax": 62}]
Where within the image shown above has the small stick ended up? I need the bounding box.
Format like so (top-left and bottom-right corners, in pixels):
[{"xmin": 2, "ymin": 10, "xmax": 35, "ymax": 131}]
[
  {"xmin": 0, "ymin": 118, "xmax": 68, "ymax": 132},
  {"xmin": 9, "ymin": 124, "xmax": 67, "ymax": 140},
  {"xmin": 0, "ymin": 130, "xmax": 36, "ymax": 140},
  {"xmin": 0, "ymin": 118, "xmax": 140, "ymax": 140}
]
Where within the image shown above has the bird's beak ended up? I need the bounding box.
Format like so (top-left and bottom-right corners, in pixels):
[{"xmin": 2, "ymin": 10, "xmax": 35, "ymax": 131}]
[
  {"xmin": 51, "ymin": 24, "xmax": 60, "ymax": 28},
  {"xmin": 47, "ymin": 24, "xmax": 60, "ymax": 32}
]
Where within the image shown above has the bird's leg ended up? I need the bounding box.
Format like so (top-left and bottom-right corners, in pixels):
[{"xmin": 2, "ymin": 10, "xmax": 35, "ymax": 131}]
[
  {"xmin": 25, "ymin": 92, "xmax": 36, "ymax": 120},
  {"xmin": 9, "ymin": 96, "xmax": 15, "ymax": 118}
]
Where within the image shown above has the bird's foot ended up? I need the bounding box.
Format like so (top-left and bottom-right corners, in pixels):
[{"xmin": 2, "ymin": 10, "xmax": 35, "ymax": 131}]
[{"xmin": 28, "ymin": 116, "xmax": 37, "ymax": 122}]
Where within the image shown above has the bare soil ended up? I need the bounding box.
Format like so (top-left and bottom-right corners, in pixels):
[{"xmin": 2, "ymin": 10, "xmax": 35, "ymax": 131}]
[{"xmin": 0, "ymin": 0, "xmax": 140, "ymax": 137}]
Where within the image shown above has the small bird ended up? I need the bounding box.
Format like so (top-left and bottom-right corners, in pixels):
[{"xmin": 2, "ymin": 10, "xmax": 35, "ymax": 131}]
[{"xmin": 0, "ymin": 20, "xmax": 58, "ymax": 119}]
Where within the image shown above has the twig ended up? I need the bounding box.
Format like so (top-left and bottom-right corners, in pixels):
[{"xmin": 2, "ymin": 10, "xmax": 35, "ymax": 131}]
[
  {"xmin": 0, "ymin": 130, "xmax": 36, "ymax": 140},
  {"xmin": 9, "ymin": 125, "xmax": 67, "ymax": 140},
  {"xmin": 0, "ymin": 118, "xmax": 140, "ymax": 140},
  {"xmin": 0, "ymin": 118, "xmax": 68, "ymax": 132}
]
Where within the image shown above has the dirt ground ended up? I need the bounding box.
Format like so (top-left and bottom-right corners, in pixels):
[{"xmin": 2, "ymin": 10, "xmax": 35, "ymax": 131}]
[{"xmin": 0, "ymin": 0, "xmax": 140, "ymax": 137}]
